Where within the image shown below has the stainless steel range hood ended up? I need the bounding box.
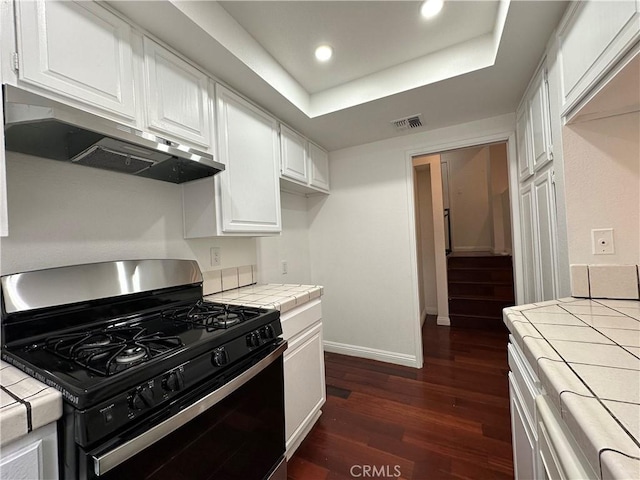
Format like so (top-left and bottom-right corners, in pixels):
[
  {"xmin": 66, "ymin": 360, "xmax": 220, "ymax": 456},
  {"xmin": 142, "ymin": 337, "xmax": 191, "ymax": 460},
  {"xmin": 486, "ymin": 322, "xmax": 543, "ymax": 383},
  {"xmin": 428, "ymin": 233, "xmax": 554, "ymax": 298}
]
[{"xmin": 3, "ymin": 85, "xmax": 224, "ymax": 184}]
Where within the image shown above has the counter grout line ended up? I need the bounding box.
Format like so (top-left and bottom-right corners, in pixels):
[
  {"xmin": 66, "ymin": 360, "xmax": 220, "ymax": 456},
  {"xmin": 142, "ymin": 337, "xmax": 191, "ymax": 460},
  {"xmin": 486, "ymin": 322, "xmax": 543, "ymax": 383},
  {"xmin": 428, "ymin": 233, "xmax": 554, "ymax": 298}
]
[
  {"xmin": 525, "ymin": 314, "xmax": 640, "ymax": 452},
  {"xmin": 0, "ymin": 384, "xmax": 32, "ymax": 432}
]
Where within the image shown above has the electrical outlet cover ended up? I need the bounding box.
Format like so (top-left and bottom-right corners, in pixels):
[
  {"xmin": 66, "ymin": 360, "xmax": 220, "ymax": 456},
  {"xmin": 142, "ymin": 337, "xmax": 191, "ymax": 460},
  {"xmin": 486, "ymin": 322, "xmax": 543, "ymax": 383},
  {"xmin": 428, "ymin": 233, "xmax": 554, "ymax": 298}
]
[{"xmin": 591, "ymin": 229, "xmax": 614, "ymax": 255}]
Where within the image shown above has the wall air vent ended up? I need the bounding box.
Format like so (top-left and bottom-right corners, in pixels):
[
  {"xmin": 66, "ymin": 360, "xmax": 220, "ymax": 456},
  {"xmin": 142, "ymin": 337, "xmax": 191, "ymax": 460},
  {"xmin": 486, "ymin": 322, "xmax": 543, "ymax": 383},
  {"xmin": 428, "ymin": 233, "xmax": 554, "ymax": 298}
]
[{"xmin": 390, "ymin": 114, "xmax": 424, "ymax": 131}]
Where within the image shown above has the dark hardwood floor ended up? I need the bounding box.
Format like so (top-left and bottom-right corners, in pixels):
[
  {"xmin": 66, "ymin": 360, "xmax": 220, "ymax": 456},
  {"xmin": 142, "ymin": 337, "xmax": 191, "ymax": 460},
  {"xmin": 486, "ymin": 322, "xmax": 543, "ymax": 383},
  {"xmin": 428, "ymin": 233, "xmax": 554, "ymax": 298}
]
[{"xmin": 287, "ymin": 316, "xmax": 513, "ymax": 480}]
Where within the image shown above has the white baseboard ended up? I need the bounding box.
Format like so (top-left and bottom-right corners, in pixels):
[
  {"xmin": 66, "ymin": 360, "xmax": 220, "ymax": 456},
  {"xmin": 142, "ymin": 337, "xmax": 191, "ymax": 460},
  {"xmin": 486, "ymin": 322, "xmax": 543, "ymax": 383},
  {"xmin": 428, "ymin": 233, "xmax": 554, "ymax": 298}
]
[
  {"xmin": 420, "ymin": 307, "xmax": 438, "ymax": 326},
  {"xmin": 436, "ymin": 315, "xmax": 451, "ymax": 326},
  {"xmin": 323, "ymin": 341, "xmax": 418, "ymax": 368}
]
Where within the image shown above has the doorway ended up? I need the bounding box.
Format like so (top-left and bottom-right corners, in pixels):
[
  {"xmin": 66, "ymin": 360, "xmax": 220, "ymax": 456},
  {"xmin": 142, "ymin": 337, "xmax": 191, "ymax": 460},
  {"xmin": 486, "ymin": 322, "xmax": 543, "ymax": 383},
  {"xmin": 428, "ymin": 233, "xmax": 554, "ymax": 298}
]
[{"xmin": 412, "ymin": 142, "xmax": 515, "ymax": 329}]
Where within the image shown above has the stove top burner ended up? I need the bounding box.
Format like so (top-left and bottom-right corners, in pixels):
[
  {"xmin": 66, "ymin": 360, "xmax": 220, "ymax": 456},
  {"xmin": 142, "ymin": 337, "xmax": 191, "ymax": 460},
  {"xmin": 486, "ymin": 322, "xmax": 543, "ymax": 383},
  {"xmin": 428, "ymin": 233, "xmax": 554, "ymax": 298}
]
[
  {"xmin": 212, "ymin": 312, "xmax": 240, "ymax": 328},
  {"xmin": 163, "ymin": 301, "xmax": 258, "ymax": 330},
  {"xmin": 45, "ymin": 327, "xmax": 182, "ymax": 376}
]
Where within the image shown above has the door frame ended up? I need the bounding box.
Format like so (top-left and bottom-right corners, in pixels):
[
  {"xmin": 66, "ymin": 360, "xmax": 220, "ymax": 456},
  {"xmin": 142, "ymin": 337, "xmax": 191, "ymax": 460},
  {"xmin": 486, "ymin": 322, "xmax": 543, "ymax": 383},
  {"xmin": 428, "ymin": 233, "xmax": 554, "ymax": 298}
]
[{"xmin": 405, "ymin": 130, "xmax": 522, "ymax": 366}]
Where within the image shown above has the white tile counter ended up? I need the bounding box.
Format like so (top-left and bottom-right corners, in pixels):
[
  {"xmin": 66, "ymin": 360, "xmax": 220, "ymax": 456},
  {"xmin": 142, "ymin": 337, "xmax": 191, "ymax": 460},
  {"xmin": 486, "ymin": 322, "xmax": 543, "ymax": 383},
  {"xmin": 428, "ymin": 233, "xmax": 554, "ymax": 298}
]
[
  {"xmin": 204, "ymin": 283, "xmax": 323, "ymax": 313},
  {"xmin": 0, "ymin": 360, "xmax": 62, "ymax": 446},
  {"xmin": 503, "ymin": 298, "xmax": 640, "ymax": 479}
]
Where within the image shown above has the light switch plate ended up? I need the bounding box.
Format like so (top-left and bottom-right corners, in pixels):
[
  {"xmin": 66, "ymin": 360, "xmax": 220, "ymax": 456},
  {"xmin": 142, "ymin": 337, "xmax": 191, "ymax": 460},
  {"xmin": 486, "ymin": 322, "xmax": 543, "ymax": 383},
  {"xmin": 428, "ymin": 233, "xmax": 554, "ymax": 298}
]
[{"xmin": 591, "ymin": 228, "xmax": 614, "ymax": 255}]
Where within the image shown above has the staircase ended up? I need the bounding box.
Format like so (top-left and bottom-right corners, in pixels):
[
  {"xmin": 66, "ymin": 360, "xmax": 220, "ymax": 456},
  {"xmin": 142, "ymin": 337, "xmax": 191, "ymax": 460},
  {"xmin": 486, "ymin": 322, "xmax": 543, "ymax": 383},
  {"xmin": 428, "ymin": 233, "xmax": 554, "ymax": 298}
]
[{"xmin": 447, "ymin": 253, "xmax": 515, "ymax": 329}]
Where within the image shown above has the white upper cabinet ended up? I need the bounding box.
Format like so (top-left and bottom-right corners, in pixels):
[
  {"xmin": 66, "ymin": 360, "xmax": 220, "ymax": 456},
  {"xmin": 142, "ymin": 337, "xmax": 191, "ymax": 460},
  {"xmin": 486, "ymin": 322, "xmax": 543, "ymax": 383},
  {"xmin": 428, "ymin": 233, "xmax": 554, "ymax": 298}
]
[
  {"xmin": 280, "ymin": 125, "xmax": 308, "ymax": 184},
  {"xmin": 182, "ymin": 84, "xmax": 281, "ymax": 237},
  {"xmin": 14, "ymin": 0, "xmax": 136, "ymax": 122},
  {"xmin": 142, "ymin": 37, "xmax": 211, "ymax": 149},
  {"xmin": 217, "ymin": 85, "xmax": 281, "ymax": 233},
  {"xmin": 279, "ymin": 125, "xmax": 330, "ymax": 195},
  {"xmin": 558, "ymin": 0, "xmax": 639, "ymax": 114},
  {"xmin": 308, "ymin": 142, "xmax": 330, "ymax": 193}
]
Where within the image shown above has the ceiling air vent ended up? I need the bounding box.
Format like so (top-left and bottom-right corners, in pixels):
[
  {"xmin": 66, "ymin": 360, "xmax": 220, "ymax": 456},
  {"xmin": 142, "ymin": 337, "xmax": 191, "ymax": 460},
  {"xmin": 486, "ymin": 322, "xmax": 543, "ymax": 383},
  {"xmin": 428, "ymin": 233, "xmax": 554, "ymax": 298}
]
[{"xmin": 390, "ymin": 114, "xmax": 424, "ymax": 131}]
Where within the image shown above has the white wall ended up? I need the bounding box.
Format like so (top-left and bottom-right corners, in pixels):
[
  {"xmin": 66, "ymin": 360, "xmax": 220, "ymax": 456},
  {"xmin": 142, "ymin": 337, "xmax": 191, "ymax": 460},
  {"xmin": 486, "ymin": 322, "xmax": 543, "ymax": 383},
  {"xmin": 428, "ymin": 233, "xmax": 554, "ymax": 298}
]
[
  {"xmin": 256, "ymin": 191, "xmax": 312, "ymax": 284},
  {"xmin": 0, "ymin": 153, "xmax": 256, "ymax": 274},
  {"xmin": 562, "ymin": 111, "xmax": 640, "ymax": 265},
  {"xmin": 442, "ymin": 146, "xmax": 492, "ymax": 252},
  {"xmin": 489, "ymin": 143, "xmax": 512, "ymax": 254},
  {"xmin": 415, "ymin": 166, "xmax": 437, "ymax": 316},
  {"xmin": 307, "ymin": 113, "xmax": 515, "ymax": 367}
]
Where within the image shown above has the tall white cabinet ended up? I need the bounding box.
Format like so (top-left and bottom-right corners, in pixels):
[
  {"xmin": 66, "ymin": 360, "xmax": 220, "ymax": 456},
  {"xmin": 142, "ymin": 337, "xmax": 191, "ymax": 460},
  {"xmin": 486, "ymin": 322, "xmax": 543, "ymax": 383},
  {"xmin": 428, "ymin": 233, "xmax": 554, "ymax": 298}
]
[{"xmin": 516, "ymin": 60, "xmax": 558, "ymax": 304}]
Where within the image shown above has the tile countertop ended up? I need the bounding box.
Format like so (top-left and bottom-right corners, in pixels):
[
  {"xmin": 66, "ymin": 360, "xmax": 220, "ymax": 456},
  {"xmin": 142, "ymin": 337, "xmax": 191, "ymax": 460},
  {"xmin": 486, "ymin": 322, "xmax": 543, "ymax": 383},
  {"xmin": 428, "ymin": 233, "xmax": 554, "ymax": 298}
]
[
  {"xmin": 204, "ymin": 283, "xmax": 323, "ymax": 313},
  {"xmin": 503, "ymin": 298, "xmax": 640, "ymax": 480},
  {"xmin": 0, "ymin": 360, "xmax": 62, "ymax": 447}
]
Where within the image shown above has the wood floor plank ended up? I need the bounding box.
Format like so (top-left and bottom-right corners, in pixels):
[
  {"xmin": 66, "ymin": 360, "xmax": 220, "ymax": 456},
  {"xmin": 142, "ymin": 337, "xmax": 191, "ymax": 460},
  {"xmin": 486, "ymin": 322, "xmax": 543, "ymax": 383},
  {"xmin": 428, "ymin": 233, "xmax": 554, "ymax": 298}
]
[{"xmin": 288, "ymin": 316, "xmax": 513, "ymax": 480}]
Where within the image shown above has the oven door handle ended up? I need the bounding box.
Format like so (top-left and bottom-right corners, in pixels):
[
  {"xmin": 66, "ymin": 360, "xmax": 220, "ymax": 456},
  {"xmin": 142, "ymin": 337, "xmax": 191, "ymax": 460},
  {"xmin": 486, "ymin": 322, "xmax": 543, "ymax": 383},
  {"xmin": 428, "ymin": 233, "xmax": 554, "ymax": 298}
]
[{"xmin": 92, "ymin": 340, "xmax": 287, "ymax": 476}]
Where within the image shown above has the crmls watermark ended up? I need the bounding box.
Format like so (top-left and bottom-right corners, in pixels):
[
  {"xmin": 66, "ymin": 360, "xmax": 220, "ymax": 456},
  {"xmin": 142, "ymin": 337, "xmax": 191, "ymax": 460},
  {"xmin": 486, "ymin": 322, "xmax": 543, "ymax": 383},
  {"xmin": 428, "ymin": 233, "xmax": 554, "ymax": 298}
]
[{"xmin": 349, "ymin": 464, "xmax": 402, "ymax": 478}]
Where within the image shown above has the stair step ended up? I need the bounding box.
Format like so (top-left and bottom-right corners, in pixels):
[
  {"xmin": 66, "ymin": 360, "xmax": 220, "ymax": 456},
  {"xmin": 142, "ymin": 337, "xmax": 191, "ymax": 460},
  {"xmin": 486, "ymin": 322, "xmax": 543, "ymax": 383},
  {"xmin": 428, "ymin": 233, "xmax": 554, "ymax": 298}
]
[
  {"xmin": 447, "ymin": 268, "xmax": 514, "ymax": 283},
  {"xmin": 447, "ymin": 255, "xmax": 512, "ymax": 269},
  {"xmin": 448, "ymin": 297, "xmax": 515, "ymax": 317},
  {"xmin": 449, "ymin": 314, "xmax": 508, "ymax": 330},
  {"xmin": 447, "ymin": 283, "xmax": 515, "ymax": 300}
]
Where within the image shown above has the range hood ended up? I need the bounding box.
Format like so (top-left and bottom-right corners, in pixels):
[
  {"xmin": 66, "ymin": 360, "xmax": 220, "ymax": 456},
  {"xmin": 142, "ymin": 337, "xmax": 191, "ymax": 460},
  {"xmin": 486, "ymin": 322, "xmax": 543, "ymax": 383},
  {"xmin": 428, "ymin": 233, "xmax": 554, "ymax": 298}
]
[{"xmin": 2, "ymin": 85, "xmax": 224, "ymax": 184}]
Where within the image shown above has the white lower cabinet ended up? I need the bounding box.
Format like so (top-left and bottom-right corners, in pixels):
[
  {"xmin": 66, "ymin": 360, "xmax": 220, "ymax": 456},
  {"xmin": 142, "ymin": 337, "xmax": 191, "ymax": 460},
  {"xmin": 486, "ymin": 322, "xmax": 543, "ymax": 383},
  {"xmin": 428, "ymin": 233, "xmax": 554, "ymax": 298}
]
[
  {"xmin": 281, "ymin": 299, "xmax": 326, "ymax": 459},
  {"xmin": 509, "ymin": 373, "xmax": 537, "ymax": 480},
  {"xmin": 0, "ymin": 422, "xmax": 58, "ymax": 480},
  {"xmin": 508, "ymin": 338, "xmax": 597, "ymax": 480},
  {"xmin": 508, "ymin": 340, "xmax": 542, "ymax": 480}
]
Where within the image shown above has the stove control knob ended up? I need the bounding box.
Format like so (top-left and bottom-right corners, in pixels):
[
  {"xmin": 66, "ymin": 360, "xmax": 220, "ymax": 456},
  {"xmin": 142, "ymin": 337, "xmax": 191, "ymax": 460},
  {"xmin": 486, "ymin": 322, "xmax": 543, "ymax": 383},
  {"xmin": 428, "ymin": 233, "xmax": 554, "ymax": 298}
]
[
  {"xmin": 212, "ymin": 348, "xmax": 228, "ymax": 367},
  {"xmin": 163, "ymin": 370, "xmax": 185, "ymax": 392},
  {"xmin": 129, "ymin": 386, "xmax": 154, "ymax": 411},
  {"xmin": 260, "ymin": 325, "xmax": 275, "ymax": 339},
  {"xmin": 246, "ymin": 332, "xmax": 260, "ymax": 348}
]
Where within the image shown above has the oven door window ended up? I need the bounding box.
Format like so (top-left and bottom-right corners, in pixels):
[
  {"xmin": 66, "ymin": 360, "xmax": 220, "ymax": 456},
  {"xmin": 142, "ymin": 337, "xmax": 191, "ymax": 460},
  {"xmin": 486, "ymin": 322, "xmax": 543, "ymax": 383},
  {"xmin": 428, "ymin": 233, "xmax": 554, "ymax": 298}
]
[{"xmin": 87, "ymin": 354, "xmax": 284, "ymax": 480}]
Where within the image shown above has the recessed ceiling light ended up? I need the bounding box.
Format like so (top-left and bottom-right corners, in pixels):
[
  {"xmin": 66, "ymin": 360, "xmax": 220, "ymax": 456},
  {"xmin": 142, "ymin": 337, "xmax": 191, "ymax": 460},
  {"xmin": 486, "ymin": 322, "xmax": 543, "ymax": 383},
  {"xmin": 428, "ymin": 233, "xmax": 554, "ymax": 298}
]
[
  {"xmin": 421, "ymin": 0, "xmax": 444, "ymax": 19},
  {"xmin": 315, "ymin": 45, "xmax": 333, "ymax": 62}
]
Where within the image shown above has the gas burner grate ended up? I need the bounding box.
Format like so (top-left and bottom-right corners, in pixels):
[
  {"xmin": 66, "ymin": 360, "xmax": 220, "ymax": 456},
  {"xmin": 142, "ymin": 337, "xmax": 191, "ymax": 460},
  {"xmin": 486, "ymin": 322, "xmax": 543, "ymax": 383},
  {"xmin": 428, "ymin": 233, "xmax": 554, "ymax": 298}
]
[
  {"xmin": 162, "ymin": 301, "xmax": 261, "ymax": 330},
  {"xmin": 45, "ymin": 326, "xmax": 182, "ymax": 376}
]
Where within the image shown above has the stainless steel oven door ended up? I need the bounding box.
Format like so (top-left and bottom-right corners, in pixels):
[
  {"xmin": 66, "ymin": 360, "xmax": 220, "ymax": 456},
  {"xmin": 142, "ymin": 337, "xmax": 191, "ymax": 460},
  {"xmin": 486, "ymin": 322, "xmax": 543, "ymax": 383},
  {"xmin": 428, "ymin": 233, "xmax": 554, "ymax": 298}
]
[{"xmin": 83, "ymin": 340, "xmax": 286, "ymax": 480}]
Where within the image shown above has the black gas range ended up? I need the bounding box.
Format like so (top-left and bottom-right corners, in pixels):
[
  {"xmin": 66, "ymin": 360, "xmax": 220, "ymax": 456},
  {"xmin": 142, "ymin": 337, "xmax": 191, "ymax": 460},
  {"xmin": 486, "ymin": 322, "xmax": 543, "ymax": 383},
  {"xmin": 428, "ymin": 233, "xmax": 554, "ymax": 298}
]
[{"xmin": 1, "ymin": 259, "xmax": 287, "ymax": 480}]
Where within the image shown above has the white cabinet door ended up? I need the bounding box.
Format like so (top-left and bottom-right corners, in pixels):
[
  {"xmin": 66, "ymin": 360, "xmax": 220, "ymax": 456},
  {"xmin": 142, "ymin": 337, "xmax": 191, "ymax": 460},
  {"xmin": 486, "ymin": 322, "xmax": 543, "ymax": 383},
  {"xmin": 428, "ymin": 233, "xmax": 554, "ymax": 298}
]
[
  {"xmin": 15, "ymin": 0, "xmax": 136, "ymax": 121},
  {"xmin": 519, "ymin": 168, "xmax": 559, "ymax": 304},
  {"xmin": 0, "ymin": 423, "xmax": 58, "ymax": 480},
  {"xmin": 509, "ymin": 373, "xmax": 537, "ymax": 480},
  {"xmin": 0, "ymin": 440, "xmax": 42, "ymax": 480},
  {"xmin": 559, "ymin": 0, "xmax": 639, "ymax": 113},
  {"xmin": 216, "ymin": 85, "xmax": 281, "ymax": 234},
  {"xmin": 280, "ymin": 124, "xmax": 308, "ymax": 184},
  {"xmin": 284, "ymin": 322, "xmax": 326, "ymax": 458},
  {"xmin": 520, "ymin": 183, "xmax": 538, "ymax": 304},
  {"xmin": 308, "ymin": 142, "xmax": 330, "ymax": 192},
  {"xmin": 143, "ymin": 37, "xmax": 211, "ymax": 148},
  {"xmin": 516, "ymin": 107, "xmax": 533, "ymax": 181},
  {"xmin": 529, "ymin": 68, "xmax": 553, "ymax": 172},
  {"xmin": 533, "ymin": 170, "xmax": 558, "ymax": 301}
]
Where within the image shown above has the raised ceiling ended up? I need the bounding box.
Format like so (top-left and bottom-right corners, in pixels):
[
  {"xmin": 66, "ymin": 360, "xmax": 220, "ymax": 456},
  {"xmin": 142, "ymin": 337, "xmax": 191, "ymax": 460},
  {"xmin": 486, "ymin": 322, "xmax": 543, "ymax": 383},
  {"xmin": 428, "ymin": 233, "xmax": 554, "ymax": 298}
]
[
  {"xmin": 108, "ymin": 1, "xmax": 569, "ymax": 150},
  {"xmin": 218, "ymin": 1, "xmax": 500, "ymax": 94}
]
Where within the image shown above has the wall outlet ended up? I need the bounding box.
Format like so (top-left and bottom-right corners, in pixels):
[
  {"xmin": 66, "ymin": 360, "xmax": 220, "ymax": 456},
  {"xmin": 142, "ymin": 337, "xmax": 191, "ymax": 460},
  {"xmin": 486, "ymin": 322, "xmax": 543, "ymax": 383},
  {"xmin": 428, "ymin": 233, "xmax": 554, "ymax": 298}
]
[
  {"xmin": 591, "ymin": 228, "xmax": 614, "ymax": 255},
  {"xmin": 281, "ymin": 260, "xmax": 288, "ymax": 275},
  {"xmin": 210, "ymin": 247, "xmax": 221, "ymax": 267}
]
